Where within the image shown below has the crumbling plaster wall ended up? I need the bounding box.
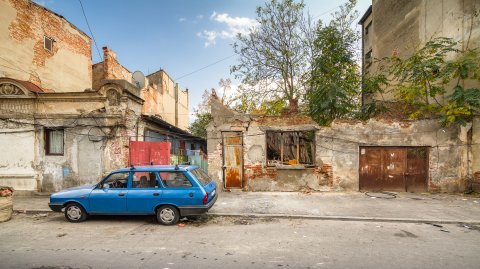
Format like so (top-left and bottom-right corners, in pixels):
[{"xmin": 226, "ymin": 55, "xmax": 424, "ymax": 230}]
[
  {"xmin": 318, "ymin": 119, "xmax": 469, "ymax": 192},
  {"xmin": 207, "ymin": 98, "xmax": 329, "ymax": 192},
  {"xmin": 0, "ymin": 0, "xmax": 92, "ymax": 92}
]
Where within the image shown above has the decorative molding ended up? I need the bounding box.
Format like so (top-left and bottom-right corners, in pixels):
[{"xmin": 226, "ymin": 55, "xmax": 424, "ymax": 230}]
[{"xmin": 0, "ymin": 83, "xmax": 25, "ymax": 95}]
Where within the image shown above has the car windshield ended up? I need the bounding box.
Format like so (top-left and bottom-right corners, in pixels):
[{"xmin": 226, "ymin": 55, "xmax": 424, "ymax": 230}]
[{"xmin": 191, "ymin": 169, "xmax": 212, "ymax": 186}]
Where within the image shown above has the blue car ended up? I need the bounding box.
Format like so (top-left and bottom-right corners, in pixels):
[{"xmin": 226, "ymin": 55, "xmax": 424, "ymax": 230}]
[{"xmin": 49, "ymin": 165, "xmax": 217, "ymax": 225}]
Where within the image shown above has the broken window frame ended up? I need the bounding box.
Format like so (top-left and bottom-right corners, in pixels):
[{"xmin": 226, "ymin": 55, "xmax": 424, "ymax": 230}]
[
  {"xmin": 266, "ymin": 131, "xmax": 315, "ymax": 167},
  {"xmin": 45, "ymin": 128, "xmax": 64, "ymax": 156}
]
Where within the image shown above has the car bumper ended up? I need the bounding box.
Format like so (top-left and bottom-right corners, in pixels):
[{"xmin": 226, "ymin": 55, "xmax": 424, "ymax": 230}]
[
  {"xmin": 178, "ymin": 193, "xmax": 218, "ymax": 216},
  {"xmin": 48, "ymin": 203, "xmax": 63, "ymax": 212}
]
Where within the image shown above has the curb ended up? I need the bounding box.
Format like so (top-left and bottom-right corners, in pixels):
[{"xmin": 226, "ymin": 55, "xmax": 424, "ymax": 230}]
[
  {"xmin": 14, "ymin": 209, "xmax": 53, "ymax": 214},
  {"xmin": 206, "ymin": 212, "xmax": 480, "ymax": 225},
  {"xmin": 13, "ymin": 209, "xmax": 480, "ymax": 225}
]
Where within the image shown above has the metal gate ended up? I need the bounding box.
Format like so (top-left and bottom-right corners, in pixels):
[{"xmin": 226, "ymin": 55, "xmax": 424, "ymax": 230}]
[
  {"xmin": 359, "ymin": 147, "xmax": 428, "ymax": 192},
  {"xmin": 129, "ymin": 141, "xmax": 171, "ymax": 166},
  {"xmin": 222, "ymin": 132, "xmax": 243, "ymax": 189}
]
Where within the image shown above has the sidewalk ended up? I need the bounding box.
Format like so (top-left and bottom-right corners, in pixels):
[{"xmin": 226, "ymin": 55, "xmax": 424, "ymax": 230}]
[{"xmin": 12, "ymin": 191, "xmax": 480, "ymax": 224}]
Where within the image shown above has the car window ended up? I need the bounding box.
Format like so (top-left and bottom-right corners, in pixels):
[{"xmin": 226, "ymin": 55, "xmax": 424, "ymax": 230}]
[
  {"xmin": 191, "ymin": 169, "xmax": 212, "ymax": 186},
  {"xmin": 103, "ymin": 172, "xmax": 129, "ymax": 189},
  {"xmin": 132, "ymin": 171, "xmax": 159, "ymax": 188},
  {"xmin": 159, "ymin": 172, "xmax": 192, "ymax": 188}
]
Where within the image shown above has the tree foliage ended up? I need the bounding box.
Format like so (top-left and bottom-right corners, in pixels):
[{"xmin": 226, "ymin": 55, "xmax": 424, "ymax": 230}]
[
  {"xmin": 306, "ymin": 0, "xmax": 361, "ymax": 125},
  {"xmin": 375, "ymin": 37, "xmax": 480, "ymax": 125},
  {"xmin": 231, "ymin": 0, "xmax": 311, "ymax": 109},
  {"xmin": 188, "ymin": 112, "xmax": 213, "ymax": 139}
]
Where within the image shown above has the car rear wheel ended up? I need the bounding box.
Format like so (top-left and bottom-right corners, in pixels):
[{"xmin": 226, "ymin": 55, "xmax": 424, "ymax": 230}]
[
  {"xmin": 156, "ymin": 205, "xmax": 179, "ymax": 225},
  {"xmin": 64, "ymin": 203, "xmax": 87, "ymax": 223}
]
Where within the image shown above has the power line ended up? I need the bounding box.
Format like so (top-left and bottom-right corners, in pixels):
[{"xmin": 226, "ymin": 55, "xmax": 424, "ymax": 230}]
[
  {"xmin": 78, "ymin": 0, "xmax": 102, "ymax": 62},
  {"xmin": 174, "ymin": 54, "xmax": 236, "ymax": 81}
]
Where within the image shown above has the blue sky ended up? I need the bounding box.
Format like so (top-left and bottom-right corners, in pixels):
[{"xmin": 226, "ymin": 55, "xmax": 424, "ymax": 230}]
[{"xmin": 34, "ymin": 0, "xmax": 371, "ymax": 119}]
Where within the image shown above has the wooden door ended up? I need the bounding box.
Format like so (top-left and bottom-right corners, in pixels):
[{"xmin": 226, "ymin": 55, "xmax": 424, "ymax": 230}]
[
  {"xmin": 405, "ymin": 148, "xmax": 428, "ymax": 192},
  {"xmin": 222, "ymin": 132, "xmax": 243, "ymax": 189}
]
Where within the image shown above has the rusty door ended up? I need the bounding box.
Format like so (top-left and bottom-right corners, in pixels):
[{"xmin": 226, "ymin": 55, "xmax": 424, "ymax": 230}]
[
  {"xmin": 222, "ymin": 132, "xmax": 243, "ymax": 188},
  {"xmin": 359, "ymin": 147, "xmax": 428, "ymax": 192},
  {"xmin": 359, "ymin": 147, "xmax": 406, "ymax": 192},
  {"xmin": 405, "ymin": 148, "xmax": 428, "ymax": 192}
]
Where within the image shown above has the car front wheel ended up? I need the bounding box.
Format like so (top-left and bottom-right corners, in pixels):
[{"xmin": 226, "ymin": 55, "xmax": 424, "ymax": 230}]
[
  {"xmin": 156, "ymin": 205, "xmax": 179, "ymax": 225},
  {"xmin": 64, "ymin": 203, "xmax": 87, "ymax": 223}
]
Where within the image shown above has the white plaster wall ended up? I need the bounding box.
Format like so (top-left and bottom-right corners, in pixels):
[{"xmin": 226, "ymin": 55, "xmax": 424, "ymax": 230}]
[{"xmin": 0, "ymin": 129, "xmax": 37, "ymax": 190}]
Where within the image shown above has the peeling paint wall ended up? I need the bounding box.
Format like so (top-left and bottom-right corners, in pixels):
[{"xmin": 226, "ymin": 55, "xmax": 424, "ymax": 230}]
[
  {"xmin": 207, "ymin": 97, "xmax": 330, "ymax": 192},
  {"xmin": 317, "ymin": 119, "xmax": 469, "ymax": 192},
  {"xmin": 0, "ymin": 0, "xmax": 92, "ymax": 92},
  {"xmin": 208, "ymin": 96, "xmax": 475, "ymax": 193}
]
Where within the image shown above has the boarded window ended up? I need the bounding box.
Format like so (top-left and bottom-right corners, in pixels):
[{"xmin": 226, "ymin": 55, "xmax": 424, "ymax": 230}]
[
  {"xmin": 266, "ymin": 131, "xmax": 315, "ymax": 166},
  {"xmin": 45, "ymin": 129, "xmax": 64, "ymax": 155}
]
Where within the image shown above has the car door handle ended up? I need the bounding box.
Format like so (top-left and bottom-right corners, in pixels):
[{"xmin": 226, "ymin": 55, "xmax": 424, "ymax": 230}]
[
  {"xmin": 189, "ymin": 192, "xmax": 194, "ymax": 197},
  {"xmin": 118, "ymin": 193, "xmax": 125, "ymax": 196},
  {"xmin": 153, "ymin": 193, "xmax": 159, "ymax": 196}
]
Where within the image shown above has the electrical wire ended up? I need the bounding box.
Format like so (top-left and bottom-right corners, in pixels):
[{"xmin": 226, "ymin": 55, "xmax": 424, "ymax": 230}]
[
  {"xmin": 78, "ymin": 0, "xmax": 102, "ymax": 61},
  {"xmin": 174, "ymin": 54, "xmax": 236, "ymax": 81}
]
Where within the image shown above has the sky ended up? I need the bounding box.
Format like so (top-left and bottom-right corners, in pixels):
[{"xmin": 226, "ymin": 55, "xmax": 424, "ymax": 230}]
[{"xmin": 33, "ymin": 0, "xmax": 371, "ymax": 120}]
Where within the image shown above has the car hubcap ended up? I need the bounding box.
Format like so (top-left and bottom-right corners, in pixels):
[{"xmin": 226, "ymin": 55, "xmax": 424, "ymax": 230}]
[
  {"xmin": 67, "ymin": 206, "xmax": 82, "ymax": 220},
  {"xmin": 159, "ymin": 208, "xmax": 175, "ymax": 223}
]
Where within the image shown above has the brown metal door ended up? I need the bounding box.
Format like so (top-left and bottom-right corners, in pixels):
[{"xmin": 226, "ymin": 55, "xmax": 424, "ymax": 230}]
[
  {"xmin": 405, "ymin": 148, "xmax": 428, "ymax": 192},
  {"xmin": 359, "ymin": 147, "xmax": 428, "ymax": 192},
  {"xmin": 223, "ymin": 132, "xmax": 243, "ymax": 188},
  {"xmin": 359, "ymin": 147, "xmax": 406, "ymax": 192}
]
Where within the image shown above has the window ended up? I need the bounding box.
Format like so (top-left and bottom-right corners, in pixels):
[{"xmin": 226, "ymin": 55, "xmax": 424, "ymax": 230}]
[
  {"xmin": 44, "ymin": 36, "xmax": 53, "ymax": 52},
  {"xmin": 365, "ymin": 21, "xmax": 372, "ymax": 35},
  {"xmin": 266, "ymin": 131, "xmax": 315, "ymax": 166},
  {"xmin": 191, "ymin": 169, "xmax": 212, "ymax": 186},
  {"xmin": 132, "ymin": 171, "xmax": 159, "ymax": 188},
  {"xmin": 365, "ymin": 49, "xmax": 373, "ymax": 67},
  {"xmin": 159, "ymin": 172, "xmax": 192, "ymax": 188},
  {"xmin": 45, "ymin": 129, "xmax": 64, "ymax": 155},
  {"xmin": 102, "ymin": 172, "xmax": 129, "ymax": 189}
]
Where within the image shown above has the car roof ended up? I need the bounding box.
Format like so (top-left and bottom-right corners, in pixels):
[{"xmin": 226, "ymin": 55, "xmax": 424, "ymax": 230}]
[{"xmin": 112, "ymin": 165, "xmax": 200, "ymax": 173}]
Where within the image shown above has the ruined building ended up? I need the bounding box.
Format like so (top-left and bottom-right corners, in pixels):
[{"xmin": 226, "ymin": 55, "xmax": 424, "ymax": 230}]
[
  {"xmin": 0, "ymin": 0, "xmax": 202, "ymax": 193},
  {"xmin": 207, "ymin": 0, "xmax": 480, "ymax": 193}
]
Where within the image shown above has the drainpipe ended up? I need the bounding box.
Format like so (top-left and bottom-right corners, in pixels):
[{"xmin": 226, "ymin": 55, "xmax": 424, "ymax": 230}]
[{"xmin": 175, "ymin": 83, "xmax": 179, "ymax": 127}]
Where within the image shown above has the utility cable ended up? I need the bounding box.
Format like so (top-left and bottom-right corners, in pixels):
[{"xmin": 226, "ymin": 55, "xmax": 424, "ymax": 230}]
[{"xmin": 78, "ymin": 0, "xmax": 103, "ymax": 61}]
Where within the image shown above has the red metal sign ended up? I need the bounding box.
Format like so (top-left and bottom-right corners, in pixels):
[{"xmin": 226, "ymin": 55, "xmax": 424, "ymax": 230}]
[{"xmin": 129, "ymin": 141, "xmax": 171, "ymax": 166}]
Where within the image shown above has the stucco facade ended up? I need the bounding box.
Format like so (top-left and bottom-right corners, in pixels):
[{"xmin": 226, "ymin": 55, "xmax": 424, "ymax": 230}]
[{"xmin": 0, "ymin": 0, "xmax": 195, "ymax": 192}]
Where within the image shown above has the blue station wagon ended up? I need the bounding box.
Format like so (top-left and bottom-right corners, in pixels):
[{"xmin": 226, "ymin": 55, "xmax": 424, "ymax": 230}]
[{"xmin": 49, "ymin": 165, "xmax": 217, "ymax": 225}]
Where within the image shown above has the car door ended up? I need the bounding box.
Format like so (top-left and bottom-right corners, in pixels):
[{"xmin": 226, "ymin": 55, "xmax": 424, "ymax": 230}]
[
  {"xmin": 89, "ymin": 172, "xmax": 129, "ymax": 213},
  {"xmin": 158, "ymin": 171, "xmax": 203, "ymax": 206},
  {"xmin": 126, "ymin": 171, "xmax": 162, "ymax": 214}
]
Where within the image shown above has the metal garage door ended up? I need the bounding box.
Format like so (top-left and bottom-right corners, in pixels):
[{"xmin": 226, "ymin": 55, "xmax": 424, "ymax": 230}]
[{"xmin": 359, "ymin": 147, "xmax": 428, "ymax": 192}]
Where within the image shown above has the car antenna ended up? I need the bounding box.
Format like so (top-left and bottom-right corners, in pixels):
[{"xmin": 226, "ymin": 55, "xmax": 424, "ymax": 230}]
[
  {"xmin": 130, "ymin": 164, "xmax": 135, "ymax": 171},
  {"xmin": 175, "ymin": 164, "xmax": 179, "ymax": 170},
  {"xmin": 150, "ymin": 161, "xmax": 154, "ymax": 165}
]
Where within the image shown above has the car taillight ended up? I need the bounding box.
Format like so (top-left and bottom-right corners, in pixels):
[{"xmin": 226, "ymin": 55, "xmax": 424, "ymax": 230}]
[{"xmin": 203, "ymin": 192, "xmax": 208, "ymax": 205}]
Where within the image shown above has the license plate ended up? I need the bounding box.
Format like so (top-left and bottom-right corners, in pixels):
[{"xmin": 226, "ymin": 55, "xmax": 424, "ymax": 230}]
[{"xmin": 211, "ymin": 189, "xmax": 216, "ymax": 197}]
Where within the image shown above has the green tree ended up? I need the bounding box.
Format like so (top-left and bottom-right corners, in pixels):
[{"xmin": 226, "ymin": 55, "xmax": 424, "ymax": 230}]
[
  {"xmin": 231, "ymin": 0, "xmax": 311, "ymax": 110},
  {"xmin": 307, "ymin": 0, "xmax": 361, "ymax": 125},
  {"xmin": 377, "ymin": 37, "xmax": 480, "ymax": 125},
  {"xmin": 188, "ymin": 112, "xmax": 213, "ymax": 139}
]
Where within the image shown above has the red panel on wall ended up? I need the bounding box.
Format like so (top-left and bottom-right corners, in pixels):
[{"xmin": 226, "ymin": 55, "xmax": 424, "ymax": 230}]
[{"xmin": 129, "ymin": 141, "xmax": 171, "ymax": 166}]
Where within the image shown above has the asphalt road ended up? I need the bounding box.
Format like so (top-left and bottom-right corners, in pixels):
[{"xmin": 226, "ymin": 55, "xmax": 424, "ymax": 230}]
[{"xmin": 1, "ymin": 213, "xmax": 479, "ymax": 269}]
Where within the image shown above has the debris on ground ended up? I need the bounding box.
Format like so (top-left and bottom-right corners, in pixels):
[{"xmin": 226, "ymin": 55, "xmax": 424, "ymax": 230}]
[
  {"xmin": 177, "ymin": 223, "xmax": 186, "ymax": 228},
  {"xmin": 57, "ymin": 233, "xmax": 67, "ymax": 237},
  {"xmin": 364, "ymin": 191, "xmax": 397, "ymax": 199}
]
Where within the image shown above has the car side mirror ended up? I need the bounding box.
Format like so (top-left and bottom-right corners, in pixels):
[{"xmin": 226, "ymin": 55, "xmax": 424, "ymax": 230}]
[{"xmin": 103, "ymin": 183, "xmax": 110, "ymax": 189}]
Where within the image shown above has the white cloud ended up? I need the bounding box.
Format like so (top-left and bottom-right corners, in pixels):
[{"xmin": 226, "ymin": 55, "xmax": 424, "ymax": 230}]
[
  {"xmin": 178, "ymin": 17, "xmax": 186, "ymax": 22},
  {"xmin": 196, "ymin": 14, "xmax": 204, "ymax": 20},
  {"xmin": 197, "ymin": 11, "xmax": 258, "ymax": 47}
]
